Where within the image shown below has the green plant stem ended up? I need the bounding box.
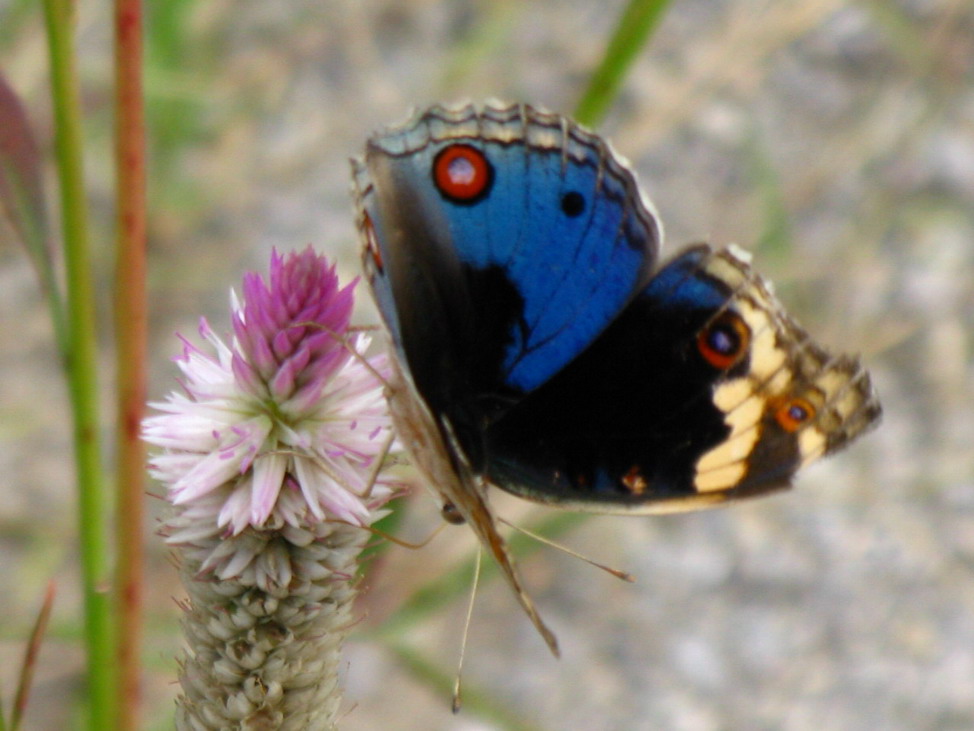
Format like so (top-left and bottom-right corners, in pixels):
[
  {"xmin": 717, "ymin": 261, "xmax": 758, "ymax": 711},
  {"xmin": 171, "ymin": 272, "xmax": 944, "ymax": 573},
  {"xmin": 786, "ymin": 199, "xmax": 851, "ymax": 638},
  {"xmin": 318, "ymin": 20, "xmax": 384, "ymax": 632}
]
[
  {"xmin": 574, "ymin": 0, "xmax": 672, "ymax": 127},
  {"xmin": 113, "ymin": 0, "xmax": 147, "ymax": 729},
  {"xmin": 41, "ymin": 1, "xmax": 116, "ymax": 728}
]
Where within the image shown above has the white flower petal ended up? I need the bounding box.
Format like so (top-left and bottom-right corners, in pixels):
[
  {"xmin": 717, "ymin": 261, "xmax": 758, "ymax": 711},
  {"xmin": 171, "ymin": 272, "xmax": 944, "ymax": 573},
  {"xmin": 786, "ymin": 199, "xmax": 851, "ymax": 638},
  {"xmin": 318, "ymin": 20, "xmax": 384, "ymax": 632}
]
[
  {"xmin": 218, "ymin": 481, "xmax": 255, "ymax": 535},
  {"xmin": 250, "ymin": 453, "xmax": 288, "ymax": 526}
]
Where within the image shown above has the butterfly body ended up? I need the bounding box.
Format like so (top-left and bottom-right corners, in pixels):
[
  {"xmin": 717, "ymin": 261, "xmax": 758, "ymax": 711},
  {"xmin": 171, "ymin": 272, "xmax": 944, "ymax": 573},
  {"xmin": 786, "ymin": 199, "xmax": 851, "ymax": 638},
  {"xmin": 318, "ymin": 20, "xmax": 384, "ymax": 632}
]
[{"xmin": 352, "ymin": 101, "xmax": 880, "ymax": 651}]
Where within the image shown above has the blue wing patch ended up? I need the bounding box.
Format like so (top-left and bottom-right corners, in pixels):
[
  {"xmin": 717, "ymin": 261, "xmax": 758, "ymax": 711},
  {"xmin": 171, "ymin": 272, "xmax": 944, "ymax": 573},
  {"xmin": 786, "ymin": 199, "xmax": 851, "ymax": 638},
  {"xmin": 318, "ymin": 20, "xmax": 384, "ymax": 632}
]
[{"xmin": 355, "ymin": 102, "xmax": 661, "ymax": 395}]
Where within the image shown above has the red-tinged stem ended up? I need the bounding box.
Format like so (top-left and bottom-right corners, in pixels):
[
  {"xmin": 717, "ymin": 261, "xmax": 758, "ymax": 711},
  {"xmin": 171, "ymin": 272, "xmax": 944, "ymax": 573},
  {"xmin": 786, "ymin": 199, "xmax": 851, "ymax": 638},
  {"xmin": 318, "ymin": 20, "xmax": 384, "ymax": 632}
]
[
  {"xmin": 113, "ymin": 0, "xmax": 147, "ymax": 728},
  {"xmin": 11, "ymin": 583, "xmax": 56, "ymax": 731}
]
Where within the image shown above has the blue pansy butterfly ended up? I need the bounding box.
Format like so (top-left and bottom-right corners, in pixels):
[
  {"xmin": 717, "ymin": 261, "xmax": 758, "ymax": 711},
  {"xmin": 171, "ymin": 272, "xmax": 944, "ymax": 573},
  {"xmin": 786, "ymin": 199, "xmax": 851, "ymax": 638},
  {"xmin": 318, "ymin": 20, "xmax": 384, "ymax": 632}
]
[{"xmin": 352, "ymin": 101, "xmax": 881, "ymax": 654}]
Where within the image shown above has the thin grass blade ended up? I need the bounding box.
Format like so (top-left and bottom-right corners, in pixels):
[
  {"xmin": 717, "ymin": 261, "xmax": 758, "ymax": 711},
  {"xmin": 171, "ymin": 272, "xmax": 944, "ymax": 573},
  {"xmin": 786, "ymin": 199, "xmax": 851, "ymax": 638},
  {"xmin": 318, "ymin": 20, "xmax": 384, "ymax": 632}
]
[
  {"xmin": 11, "ymin": 582, "xmax": 57, "ymax": 731},
  {"xmin": 574, "ymin": 0, "xmax": 673, "ymax": 127}
]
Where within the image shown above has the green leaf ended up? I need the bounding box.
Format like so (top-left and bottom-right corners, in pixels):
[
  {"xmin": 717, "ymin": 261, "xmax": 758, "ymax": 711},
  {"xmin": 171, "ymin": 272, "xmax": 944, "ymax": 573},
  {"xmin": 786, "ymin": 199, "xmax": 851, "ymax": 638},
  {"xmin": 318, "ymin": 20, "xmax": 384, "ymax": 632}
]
[
  {"xmin": 0, "ymin": 73, "xmax": 51, "ymax": 272},
  {"xmin": 0, "ymin": 72, "xmax": 65, "ymax": 354}
]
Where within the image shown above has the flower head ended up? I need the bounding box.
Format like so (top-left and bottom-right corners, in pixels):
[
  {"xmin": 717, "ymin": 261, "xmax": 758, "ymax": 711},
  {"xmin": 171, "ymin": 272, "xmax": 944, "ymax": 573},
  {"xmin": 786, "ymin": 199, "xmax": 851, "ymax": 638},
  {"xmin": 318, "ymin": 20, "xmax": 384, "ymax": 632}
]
[{"xmin": 144, "ymin": 247, "xmax": 394, "ymax": 579}]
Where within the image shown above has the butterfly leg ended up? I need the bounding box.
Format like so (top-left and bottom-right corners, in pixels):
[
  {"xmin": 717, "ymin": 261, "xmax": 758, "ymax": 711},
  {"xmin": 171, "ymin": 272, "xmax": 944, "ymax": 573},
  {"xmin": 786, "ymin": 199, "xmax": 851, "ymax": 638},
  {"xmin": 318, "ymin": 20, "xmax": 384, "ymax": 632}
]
[{"xmin": 386, "ymin": 358, "xmax": 561, "ymax": 657}]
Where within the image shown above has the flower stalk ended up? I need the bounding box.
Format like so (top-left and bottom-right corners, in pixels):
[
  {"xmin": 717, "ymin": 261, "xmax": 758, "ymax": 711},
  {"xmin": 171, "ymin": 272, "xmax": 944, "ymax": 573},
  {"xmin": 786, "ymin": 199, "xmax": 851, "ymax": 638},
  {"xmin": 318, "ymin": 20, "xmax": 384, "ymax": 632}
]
[
  {"xmin": 145, "ymin": 249, "xmax": 395, "ymax": 729},
  {"xmin": 41, "ymin": 1, "xmax": 115, "ymax": 726},
  {"xmin": 113, "ymin": 0, "xmax": 148, "ymax": 726}
]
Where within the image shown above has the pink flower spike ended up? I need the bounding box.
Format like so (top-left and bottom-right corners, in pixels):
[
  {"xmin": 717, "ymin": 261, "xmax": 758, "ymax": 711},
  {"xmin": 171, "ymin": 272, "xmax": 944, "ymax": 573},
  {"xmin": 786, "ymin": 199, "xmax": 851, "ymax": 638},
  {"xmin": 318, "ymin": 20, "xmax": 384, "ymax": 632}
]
[
  {"xmin": 144, "ymin": 247, "xmax": 395, "ymax": 575},
  {"xmin": 143, "ymin": 244, "xmax": 402, "ymax": 728}
]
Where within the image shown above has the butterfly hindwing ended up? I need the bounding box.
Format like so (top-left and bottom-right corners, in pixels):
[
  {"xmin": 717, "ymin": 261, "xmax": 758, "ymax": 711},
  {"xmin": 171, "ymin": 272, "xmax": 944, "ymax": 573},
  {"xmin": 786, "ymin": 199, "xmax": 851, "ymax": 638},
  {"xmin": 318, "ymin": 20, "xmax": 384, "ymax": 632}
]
[{"xmin": 484, "ymin": 245, "xmax": 881, "ymax": 511}]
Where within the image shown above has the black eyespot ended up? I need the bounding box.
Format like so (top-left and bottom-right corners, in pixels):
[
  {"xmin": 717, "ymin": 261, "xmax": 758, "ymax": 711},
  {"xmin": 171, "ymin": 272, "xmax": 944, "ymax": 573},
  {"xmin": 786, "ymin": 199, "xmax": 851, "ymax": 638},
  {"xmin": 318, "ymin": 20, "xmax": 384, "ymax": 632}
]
[{"xmin": 560, "ymin": 191, "xmax": 585, "ymax": 217}]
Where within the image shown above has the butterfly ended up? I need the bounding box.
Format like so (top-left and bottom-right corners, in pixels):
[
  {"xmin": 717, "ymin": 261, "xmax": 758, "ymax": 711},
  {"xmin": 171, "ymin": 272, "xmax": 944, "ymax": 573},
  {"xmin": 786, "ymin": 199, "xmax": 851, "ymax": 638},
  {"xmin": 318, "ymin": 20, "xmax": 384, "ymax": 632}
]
[{"xmin": 351, "ymin": 100, "xmax": 881, "ymax": 655}]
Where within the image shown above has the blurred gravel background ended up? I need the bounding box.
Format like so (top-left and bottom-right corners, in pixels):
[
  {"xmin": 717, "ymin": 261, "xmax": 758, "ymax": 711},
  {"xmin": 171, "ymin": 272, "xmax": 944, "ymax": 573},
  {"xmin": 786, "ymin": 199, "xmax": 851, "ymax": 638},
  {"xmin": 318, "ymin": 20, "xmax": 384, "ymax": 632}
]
[{"xmin": 1, "ymin": 0, "xmax": 972, "ymax": 729}]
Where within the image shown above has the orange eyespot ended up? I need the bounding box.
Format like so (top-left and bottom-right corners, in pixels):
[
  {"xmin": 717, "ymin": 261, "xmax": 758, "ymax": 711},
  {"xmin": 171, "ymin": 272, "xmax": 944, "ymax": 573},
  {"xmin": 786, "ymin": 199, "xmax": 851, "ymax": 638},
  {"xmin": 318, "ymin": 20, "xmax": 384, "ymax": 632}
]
[
  {"xmin": 362, "ymin": 214, "xmax": 383, "ymax": 273},
  {"xmin": 433, "ymin": 144, "xmax": 493, "ymax": 203},
  {"xmin": 774, "ymin": 396, "xmax": 816, "ymax": 433},
  {"xmin": 697, "ymin": 311, "xmax": 750, "ymax": 370}
]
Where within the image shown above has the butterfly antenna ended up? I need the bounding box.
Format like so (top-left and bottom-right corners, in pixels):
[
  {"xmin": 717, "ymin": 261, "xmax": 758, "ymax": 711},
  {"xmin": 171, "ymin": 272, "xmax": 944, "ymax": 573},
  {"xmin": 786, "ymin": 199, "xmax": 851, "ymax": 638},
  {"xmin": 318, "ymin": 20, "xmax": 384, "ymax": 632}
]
[
  {"xmin": 290, "ymin": 319, "xmax": 392, "ymax": 388},
  {"xmin": 498, "ymin": 517, "xmax": 635, "ymax": 583},
  {"xmin": 262, "ymin": 434, "xmax": 400, "ymax": 505},
  {"xmin": 452, "ymin": 544, "xmax": 483, "ymax": 714}
]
